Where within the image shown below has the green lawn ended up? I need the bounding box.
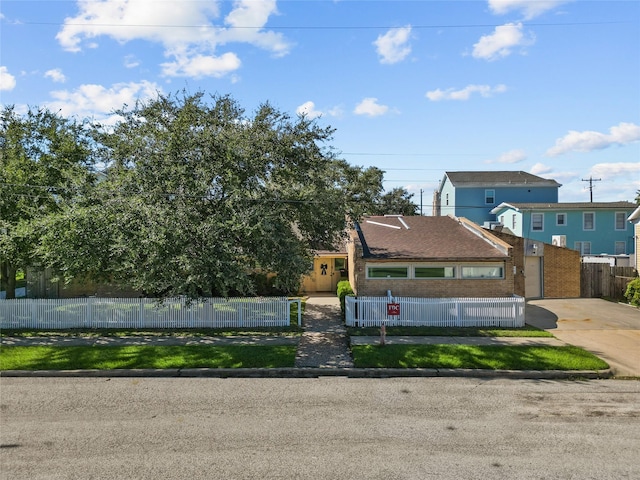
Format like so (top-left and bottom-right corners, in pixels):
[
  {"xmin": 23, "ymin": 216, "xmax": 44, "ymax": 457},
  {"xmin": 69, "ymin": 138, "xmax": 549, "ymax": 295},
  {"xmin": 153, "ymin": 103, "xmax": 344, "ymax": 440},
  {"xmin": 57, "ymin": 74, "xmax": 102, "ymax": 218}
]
[
  {"xmin": 0, "ymin": 345, "xmax": 297, "ymax": 370},
  {"xmin": 348, "ymin": 325, "xmax": 553, "ymax": 337},
  {"xmin": 351, "ymin": 344, "xmax": 609, "ymax": 371}
]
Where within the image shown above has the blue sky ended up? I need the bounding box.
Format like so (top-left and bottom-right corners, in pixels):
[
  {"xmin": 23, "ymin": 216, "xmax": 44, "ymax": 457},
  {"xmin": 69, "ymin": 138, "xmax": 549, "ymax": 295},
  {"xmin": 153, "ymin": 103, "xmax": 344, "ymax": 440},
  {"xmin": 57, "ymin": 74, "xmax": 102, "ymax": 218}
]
[{"xmin": 1, "ymin": 0, "xmax": 639, "ymax": 207}]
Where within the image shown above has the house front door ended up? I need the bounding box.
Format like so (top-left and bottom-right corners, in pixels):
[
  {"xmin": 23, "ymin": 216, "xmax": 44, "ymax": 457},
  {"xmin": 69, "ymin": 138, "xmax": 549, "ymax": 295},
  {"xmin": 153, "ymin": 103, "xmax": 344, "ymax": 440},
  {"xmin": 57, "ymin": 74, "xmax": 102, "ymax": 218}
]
[
  {"xmin": 315, "ymin": 258, "xmax": 333, "ymax": 292},
  {"xmin": 524, "ymin": 256, "xmax": 542, "ymax": 299}
]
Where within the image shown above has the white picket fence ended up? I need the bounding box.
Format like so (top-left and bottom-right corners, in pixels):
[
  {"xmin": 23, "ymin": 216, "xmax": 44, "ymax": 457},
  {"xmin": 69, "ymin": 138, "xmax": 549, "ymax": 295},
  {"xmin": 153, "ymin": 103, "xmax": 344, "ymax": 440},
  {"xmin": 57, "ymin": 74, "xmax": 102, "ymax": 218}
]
[
  {"xmin": 345, "ymin": 296, "xmax": 525, "ymax": 328},
  {"xmin": 0, "ymin": 297, "xmax": 300, "ymax": 330}
]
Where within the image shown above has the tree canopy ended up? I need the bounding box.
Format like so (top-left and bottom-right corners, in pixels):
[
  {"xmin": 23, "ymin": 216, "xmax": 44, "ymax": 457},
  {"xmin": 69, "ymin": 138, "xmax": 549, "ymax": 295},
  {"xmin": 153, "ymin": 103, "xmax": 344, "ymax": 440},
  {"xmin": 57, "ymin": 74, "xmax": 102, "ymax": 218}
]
[{"xmin": 1, "ymin": 93, "xmax": 417, "ymax": 299}]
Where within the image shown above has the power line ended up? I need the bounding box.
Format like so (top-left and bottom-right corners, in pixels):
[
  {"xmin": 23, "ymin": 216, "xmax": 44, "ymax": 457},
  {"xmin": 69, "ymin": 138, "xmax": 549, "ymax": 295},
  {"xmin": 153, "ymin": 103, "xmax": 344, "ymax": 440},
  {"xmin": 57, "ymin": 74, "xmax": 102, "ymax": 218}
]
[{"xmin": 16, "ymin": 20, "xmax": 628, "ymax": 30}]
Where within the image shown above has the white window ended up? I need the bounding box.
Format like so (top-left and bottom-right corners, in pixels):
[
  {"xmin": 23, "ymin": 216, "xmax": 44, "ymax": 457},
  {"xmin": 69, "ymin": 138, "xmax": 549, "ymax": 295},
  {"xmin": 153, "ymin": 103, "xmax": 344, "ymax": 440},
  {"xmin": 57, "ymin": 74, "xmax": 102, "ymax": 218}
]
[
  {"xmin": 615, "ymin": 212, "xmax": 626, "ymax": 231},
  {"xmin": 531, "ymin": 213, "xmax": 544, "ymax": 231},
  {"xmin": 367, "ymin": 265, "xmax": 408, "ymax": 279},
  {"xmin": 414, "ymin": 266, "xmax": 455, "ymax": 279},
  {"xmin": 485, "ymin": 189, "xmax": 495, "ymax": 205},
  {"xmin": 574, "ymin": 241, "xmax": 591, "ymax": 255},
  {"xmin": 583, "ymin": 212, "xmax": 595, "ymax": 231},
  {"xmin": 615, "ymin": 242, "xmax": 626, "ymax": 255},
  {"xmin": 512, "ymin": 214, "xmax": 516, "ymax": 230},
  {"xmin": 556, "ymin": 213, "xmax": 566, "ymax": 226},
  {"xmin": 461, "ymin": 265, "xmax": 504, "ymax": 279}
]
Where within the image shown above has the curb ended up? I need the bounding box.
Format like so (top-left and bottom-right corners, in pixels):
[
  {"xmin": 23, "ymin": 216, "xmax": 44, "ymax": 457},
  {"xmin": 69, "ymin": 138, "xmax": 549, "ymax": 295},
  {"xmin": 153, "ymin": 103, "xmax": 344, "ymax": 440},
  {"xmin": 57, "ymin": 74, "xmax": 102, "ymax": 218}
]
[{"xmin": 0, "ymin": 367, "xmax": 614, "ymax": 379}]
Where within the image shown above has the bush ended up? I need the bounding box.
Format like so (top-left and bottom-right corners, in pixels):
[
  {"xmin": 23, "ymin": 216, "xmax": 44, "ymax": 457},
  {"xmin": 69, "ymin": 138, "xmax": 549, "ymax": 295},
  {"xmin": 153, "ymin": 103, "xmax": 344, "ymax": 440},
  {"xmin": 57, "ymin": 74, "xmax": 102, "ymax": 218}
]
[
  {"xmin": 337, "ymin": 280, "xmax": 354, "ymax": 318},
  {"xmin": 624, "ymin": 278, "xmax": 640, "ymax": 306}
]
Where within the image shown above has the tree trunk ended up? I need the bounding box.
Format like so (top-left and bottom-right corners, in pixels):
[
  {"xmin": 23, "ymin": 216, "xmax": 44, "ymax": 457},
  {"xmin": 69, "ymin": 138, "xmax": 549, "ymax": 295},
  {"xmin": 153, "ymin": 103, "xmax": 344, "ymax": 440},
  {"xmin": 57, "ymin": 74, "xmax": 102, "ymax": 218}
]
[{"xmin": 1, "ymin": 261, "xmax": 17, "ymax": 299}]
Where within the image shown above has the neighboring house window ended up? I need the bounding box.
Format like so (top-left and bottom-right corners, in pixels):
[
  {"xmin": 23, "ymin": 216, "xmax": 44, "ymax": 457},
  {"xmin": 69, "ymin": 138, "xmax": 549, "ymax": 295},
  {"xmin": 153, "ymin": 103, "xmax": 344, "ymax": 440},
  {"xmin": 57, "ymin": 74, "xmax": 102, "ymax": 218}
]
[
  {"xmin": 367, "ymin": 266, "xmax": 408, "ymax": 279},
  {"xmin": 556, "ymin": 213, "xmax": 566, "ymax": 226},
  {"xmin": 414, "ymin": 267, "xmax": 455, "ymax": 279},
  {"xmin": 583, "ymin": 212, "xmax": 595, "ymax": 231},
  {"xmin": 485, "ymin": 189, "xmax": 495, "ymax": 205},
  {"xmin": 531, "ymin": 213, "xmax": 544, "ymax": 231},
  {"xmin": 500, "ymin": 215, "xmax": 504, "ymax": 225},
  {"xmin": 615, "ymin": 212, "xmax": 626, "ymax": 231},
  {"xmin": 445, "ymin": 193, "xmax": 449, "ymax": 206},
  {"xmin": 615, "ymin": 241, "xmax": 626, "ymax": 255},
  {"xmin": 574, "ymin": 241, "xmax": 591, "ymax": 255},
  {"xmin": 512, "ymin": 214, "xmax": 516, "ymax": 230},
  {"xmin": 461, "ymin": 265, "xmax": 504, "ymax": 279}
]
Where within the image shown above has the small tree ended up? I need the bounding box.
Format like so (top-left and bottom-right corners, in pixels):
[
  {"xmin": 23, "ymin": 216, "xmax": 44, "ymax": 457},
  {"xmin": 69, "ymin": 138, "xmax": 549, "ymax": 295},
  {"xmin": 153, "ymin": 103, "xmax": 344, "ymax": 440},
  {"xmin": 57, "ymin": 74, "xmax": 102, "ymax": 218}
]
[{"xmin": 624, "ymin": 278, "xmax": 640, "ymax": 306}]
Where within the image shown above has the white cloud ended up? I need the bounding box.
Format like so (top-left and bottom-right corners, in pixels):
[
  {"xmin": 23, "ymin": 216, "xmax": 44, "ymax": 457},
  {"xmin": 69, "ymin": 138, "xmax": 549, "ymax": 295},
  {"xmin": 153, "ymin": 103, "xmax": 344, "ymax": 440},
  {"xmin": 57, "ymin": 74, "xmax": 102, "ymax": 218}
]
[
  {"xmin": 488, "ymin": 0, "xmax": 567, "ymax": 20},
  {"xmin": 45, "ymin": 80, "xmax": 162, "ymax": 123},
  {"xmin": 546, "ymin": 122, "xmax": 640, "ymax": 156},
  {"xmin": 296, "ymin": 101, "xmax": 323, "ymax": 119},
  {"xmin": 45, "ymin": 68, "xmax": 66, "ymax": 83},
  {"xmin": 0, "ymin": 66, "xmax": 16, "ymax": 91},
  {"xmin": 373, "ymin": 26, "xmax": 412, "ymax": 64},
  {"xmin": 353, "ymin": 98, "xmax": 389, "ymax": 117},
  {"xmin": 590, "ymin": 162, "xmax": 640, "ymax": 180},
  {"xmin": 486, "ymin": 149, "xmax": 526, "ymax": 164},
  {"xmin": 161, "ymin": 52, "xmax": 241, "ymax": 78},
  {"xmin": 472, "ymin": 23, "xmax": 534, "ymax": 61},
  {"xmin": 124, "ymin": 55, "xmax": 140, "ymax": 68},
  {"xmin": 426, "ymin": 84, "xmax": 507, "ymax": 101},
  {"xmin": 530, "ymin": 162, "xmax": 553, "ymax": 175},
  {"xmin": 56, "ymin": 0, "xmax": 290, "ymax": 78}
]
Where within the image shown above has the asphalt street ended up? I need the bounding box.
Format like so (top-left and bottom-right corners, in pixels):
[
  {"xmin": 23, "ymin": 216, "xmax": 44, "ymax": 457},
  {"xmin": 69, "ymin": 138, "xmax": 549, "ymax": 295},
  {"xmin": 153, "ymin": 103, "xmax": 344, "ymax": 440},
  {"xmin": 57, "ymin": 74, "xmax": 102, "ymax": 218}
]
[{"xmin": 1, "ymin": 377, "xmax": 639, "ymax": 480}]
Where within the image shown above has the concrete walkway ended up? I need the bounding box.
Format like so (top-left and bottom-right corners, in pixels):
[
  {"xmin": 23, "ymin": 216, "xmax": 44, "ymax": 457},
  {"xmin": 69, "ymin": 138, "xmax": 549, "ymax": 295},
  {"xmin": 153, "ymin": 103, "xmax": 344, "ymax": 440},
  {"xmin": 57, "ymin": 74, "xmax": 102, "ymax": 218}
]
[
  {"xmin": 350, "ymin": 336, "xmax": 567, "ymax": 346},
  {"xmin": 294, "ymin": 295, "xmax": 354, "ymax": 368}
]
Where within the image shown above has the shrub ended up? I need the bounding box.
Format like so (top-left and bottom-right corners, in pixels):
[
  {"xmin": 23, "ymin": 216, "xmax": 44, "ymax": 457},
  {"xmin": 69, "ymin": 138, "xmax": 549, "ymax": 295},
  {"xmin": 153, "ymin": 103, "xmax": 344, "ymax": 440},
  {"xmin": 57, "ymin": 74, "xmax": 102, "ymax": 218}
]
[
  {"xmin": 624, "ymin": 277, "xmax": 640, "ymax": 306},
  {"xmin": 337, "ymin": 280, "xmax": 354, "ymax": 318}
]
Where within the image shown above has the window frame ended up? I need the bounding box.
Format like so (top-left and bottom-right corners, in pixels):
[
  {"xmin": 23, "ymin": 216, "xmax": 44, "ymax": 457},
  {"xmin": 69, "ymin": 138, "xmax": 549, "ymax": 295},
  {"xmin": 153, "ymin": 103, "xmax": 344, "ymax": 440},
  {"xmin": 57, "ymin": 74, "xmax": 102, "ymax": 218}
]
[
  {"xmin": 531, "ymin": 213, "xmax": 544, "ymax": 232},
  {"xmin": 556, "ymin": 213, "xmax": 567, "ymax": 226},
  {"xmin": 583, "ymin": 212, "xmax": 595, "ymax": 231},
  {"xmin": 574, "ymin": 241, "xmax": 592, "ymax": 255},
  {"xmin": 414, "ymin": 266, "xmax": 456, "ymax": 279},
  {"xmin": 615, "ymin": 212, "xmax": 626, "ymax": 231},
  {"xmin": 366, "ymin": 265, "xmax": 409, "ymax": 279},
  {"xmin": 615, "ymin": 241, "xmax": 626, "ymax": 255},
  {"xmin": 460, "ymin": 265, "xmax": 505, "ymax": 280},
  {"xmin": 485, "ymin": 189, "xmax": 495, "ymax": 205}
]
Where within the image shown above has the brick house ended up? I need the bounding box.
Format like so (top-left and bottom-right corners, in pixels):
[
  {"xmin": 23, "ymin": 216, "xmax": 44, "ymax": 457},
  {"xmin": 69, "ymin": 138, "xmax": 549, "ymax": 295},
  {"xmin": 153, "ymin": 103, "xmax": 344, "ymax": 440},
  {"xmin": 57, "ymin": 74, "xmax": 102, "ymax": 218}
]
[{"xmin": 347, "ymin": 215, "xmax": 514, "ymax": 297}]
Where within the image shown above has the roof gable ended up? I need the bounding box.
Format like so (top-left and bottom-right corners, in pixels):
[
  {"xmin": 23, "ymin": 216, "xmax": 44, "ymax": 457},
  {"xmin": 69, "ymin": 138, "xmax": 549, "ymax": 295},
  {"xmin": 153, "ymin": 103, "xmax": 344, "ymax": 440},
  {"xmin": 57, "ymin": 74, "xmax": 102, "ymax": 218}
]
[{"xmin": 354, "ymin": 215, "xmax": 509, "ymax": 260}]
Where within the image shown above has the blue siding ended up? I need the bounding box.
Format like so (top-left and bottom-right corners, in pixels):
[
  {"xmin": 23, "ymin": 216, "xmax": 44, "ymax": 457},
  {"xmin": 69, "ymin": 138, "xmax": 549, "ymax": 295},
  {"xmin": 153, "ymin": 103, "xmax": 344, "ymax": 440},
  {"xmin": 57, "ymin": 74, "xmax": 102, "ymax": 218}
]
[
  {"xmin": 494, "ymin": 207, "xmax": 635, "ymax": 255},
  {"xmin": 453, "ymin": 186, "xmax": 558, "ymax": 225}
]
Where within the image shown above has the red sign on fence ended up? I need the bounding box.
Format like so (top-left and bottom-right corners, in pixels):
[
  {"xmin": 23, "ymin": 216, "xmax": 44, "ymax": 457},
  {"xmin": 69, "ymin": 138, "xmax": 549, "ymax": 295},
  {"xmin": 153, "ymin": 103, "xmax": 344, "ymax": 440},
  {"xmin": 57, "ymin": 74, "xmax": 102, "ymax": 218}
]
[{"xmin": 387, "ymin": 303, "xmax": 400, "ymax": 316}]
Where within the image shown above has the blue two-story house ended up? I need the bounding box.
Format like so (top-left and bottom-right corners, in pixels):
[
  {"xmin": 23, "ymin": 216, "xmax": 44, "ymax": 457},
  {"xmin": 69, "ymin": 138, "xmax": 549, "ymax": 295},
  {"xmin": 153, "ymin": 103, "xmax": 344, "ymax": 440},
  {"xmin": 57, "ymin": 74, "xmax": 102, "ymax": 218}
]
[
  {"xmin": 433, "ymin": 171, "xmax": 561, "ymax": 226},
  {"xmin": 490, "ymin": 201, "xmax": 636, "ymax": 256}
]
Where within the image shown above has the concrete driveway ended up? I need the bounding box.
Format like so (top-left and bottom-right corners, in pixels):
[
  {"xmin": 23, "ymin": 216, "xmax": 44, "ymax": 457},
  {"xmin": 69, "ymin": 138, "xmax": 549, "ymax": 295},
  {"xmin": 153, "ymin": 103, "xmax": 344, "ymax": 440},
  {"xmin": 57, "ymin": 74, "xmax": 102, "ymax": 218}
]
[{"xmin": 526, "ymin": 298, "xmax": 640, "ymax": 377}]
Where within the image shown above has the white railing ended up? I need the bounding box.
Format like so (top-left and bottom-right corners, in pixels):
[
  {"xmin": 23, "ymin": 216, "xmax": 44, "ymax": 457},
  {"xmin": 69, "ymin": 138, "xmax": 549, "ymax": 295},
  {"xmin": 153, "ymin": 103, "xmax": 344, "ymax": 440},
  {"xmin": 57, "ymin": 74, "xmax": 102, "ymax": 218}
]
[
  {"xmin": 345, "ymin": 296, "xmax": 525, "ymax": 328},
  {"xmin": 0, "ymin": 297, "xmax": 301, "ymax": 330}
]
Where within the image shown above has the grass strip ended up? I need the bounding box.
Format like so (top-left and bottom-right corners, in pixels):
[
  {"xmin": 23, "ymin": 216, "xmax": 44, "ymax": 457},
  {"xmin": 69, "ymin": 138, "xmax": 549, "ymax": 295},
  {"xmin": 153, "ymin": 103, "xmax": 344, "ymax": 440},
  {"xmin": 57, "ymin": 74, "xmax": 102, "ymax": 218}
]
[
  {"xmin": 351, "ymin": 344, "xmax": 609, "ymax": 370},
  {"xmin": 0, "ymin": 345, "xmax": 297, "ymax": 370},
  {"xmin": 348, "ymin": 325, "xmax": 553, "ymax": 337}
]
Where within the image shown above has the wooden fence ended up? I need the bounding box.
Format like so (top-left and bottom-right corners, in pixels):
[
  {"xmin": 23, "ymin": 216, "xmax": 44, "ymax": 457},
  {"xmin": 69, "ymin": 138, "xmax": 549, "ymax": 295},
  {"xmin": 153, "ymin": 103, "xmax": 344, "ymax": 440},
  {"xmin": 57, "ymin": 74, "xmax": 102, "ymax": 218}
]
[
  {"xmin": 0, "ymin": 297, "xmax": 300, "ymax": 330},
  {"xmin": 345, "ymin": 296, "xmax": 525, "ymax": 328},
  {"xmin": 581, "ymin": 264, "xmax": 637, "ymax": 300}
]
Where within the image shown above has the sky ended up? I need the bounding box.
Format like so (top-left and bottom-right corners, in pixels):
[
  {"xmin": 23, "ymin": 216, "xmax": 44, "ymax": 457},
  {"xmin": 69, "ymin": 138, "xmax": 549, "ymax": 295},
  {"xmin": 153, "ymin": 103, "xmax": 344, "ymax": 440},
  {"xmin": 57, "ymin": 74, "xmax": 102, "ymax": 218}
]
[{"xmin": 1, "ymin": 0, "xmax": 639, "ymax": 209}]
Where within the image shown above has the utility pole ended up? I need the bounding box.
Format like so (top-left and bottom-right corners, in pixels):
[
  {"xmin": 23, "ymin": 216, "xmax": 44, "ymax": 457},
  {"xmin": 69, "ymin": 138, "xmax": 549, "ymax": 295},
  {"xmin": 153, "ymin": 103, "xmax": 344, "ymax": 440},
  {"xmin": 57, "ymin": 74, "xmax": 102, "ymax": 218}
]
[
  {"xmin": 581, "ymin": 177, "xmax": 601, "ymax": 202},
  {"xmin": 420, "ymin": 189, "xmax": 423, "ymax": 216}
]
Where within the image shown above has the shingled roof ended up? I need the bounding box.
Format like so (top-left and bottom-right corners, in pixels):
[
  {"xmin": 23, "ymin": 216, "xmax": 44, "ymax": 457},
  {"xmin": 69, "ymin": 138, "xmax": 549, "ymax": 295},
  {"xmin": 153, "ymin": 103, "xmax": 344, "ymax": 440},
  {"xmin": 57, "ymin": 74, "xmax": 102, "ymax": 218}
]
[
  {"xmin": 492, "ymin": 201, "xmax": 635, "ymax": 211},
  {"xmin": 354, "ymin": 216, "xmax": 509, "ymax": 260},
  {"xmin": 445, "ymin": 171, "xmax": 561, "ymax": 187}
]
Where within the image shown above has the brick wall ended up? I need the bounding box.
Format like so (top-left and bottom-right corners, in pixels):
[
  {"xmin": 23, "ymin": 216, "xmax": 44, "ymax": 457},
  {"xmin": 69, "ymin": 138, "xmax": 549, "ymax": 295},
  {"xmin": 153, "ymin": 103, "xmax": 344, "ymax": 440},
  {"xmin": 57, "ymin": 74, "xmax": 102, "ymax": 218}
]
[
  {"xmin": 488, "ymin": 229, "xmax": 581, "ymax": 298},
  {"xmin": 543, "ymin": 243, "xmax": 581, "ymax": 298}
]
